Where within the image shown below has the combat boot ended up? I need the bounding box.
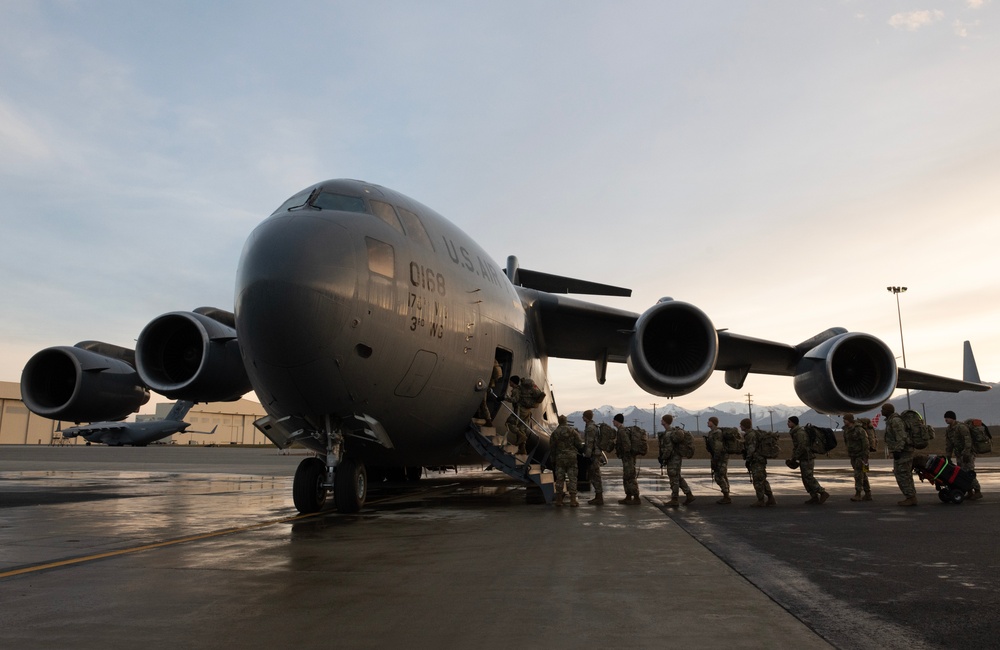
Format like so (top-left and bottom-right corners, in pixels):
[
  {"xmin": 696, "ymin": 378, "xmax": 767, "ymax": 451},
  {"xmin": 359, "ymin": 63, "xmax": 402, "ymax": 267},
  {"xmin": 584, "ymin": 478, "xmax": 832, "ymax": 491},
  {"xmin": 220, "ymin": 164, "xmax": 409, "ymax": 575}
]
[
  {"xmin": 716, "ymin": 493, "xmax": 731, "ymax": 505},
  {"xmin": 618, "ymin": 495, "xmax": 633, "ymax": 505},
  {"xmin": 750, "ymin": 498, "xmax": 766, "ymax": 507},
  {"xmin": 850, "ymin": 491, "xmax": 863, "ymax": 502},
  {"xmin": 765, "ymin": 493, "xmax": 776, "ymax": 506},
  {"xmin": 862, "ymin": 490, "xmax": 873, "ymax": 501},
  {"xmin": 569, "ymin": 495, "xmax": 579, "ymax": 507},
  {"xmin": 804, "ymin": 493, "xmax": 819, "ymax": 505},
  {"xmin": 897, "ymin": 495, "xmax": 918, "ymax": 506},
  {"xmin": 588, "ymin": 493, "xmax": 604, "ymax": 506},
  {"xmin": 554, "ymin": 492, "xmax": 564, "ymax": 507},
  {"xmin": 665, "ymin": 496, "xmax": 680, "ymax": 508},
  {"xmin": 972, "ymin": 489, "xmax": 984, "ymax": 500},
  {"xmin": 683, "ymin": 492, "xmax": 696, "ymax": 505},
  {"xmin": 627, "ymin": 494, "xmax": 642, "ymax": 506},
  {"xmin": 818, "ymin": 491, "xmax": 830, "ymax": 505}
]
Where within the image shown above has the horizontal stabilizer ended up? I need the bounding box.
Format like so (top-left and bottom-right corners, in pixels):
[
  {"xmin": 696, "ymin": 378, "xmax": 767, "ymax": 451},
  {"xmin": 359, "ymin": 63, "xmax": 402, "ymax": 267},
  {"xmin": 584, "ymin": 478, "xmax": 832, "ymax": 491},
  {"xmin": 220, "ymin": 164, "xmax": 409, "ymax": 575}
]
[{"xmin": 511, "ymin": 268, "xmax": 631, "ymax": 297}]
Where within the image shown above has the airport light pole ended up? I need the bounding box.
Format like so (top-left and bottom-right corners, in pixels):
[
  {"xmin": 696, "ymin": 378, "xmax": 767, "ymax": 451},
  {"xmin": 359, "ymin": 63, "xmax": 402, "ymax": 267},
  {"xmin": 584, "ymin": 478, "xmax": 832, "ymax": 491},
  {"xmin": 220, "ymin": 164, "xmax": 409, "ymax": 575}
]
[{"xmin": 886, "ymin": 286, "xmax": 911, "ymax": 409}]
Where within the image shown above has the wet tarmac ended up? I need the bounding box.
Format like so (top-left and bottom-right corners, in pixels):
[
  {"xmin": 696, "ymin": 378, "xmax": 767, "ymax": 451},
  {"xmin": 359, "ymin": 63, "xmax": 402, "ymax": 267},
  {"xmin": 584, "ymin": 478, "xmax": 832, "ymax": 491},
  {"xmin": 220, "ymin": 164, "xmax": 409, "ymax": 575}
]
[{"xmin": 0, "ymin": 446, "xmax": 997, "ymax": 649}]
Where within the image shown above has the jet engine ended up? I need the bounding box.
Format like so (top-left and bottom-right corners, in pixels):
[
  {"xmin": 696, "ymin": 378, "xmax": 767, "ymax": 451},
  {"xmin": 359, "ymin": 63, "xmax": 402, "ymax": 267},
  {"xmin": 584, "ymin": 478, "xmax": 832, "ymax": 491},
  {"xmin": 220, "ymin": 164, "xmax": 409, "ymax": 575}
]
[
  {"xmin": 793, "ymin": 332, "xmax": 897, "ymax": 413},
  {"xmin": 135, "ymin": 308, "xmax": 251, "ymax": 402},
  {"xmin": 20, "ymin": 343, "xmax": 150, "ymax": 422},
  {"xmin": 627, "ymin": 300, "xmax": 719, "ymax": 397}
]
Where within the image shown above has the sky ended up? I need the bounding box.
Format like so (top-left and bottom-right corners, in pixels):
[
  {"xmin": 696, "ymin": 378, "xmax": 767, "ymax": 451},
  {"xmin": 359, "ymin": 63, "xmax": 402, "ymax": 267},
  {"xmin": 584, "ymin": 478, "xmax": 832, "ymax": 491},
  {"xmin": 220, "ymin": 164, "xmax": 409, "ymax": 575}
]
[{"xmin": 1, "ymin": 1, "xmax": 998, "ymax": 415}]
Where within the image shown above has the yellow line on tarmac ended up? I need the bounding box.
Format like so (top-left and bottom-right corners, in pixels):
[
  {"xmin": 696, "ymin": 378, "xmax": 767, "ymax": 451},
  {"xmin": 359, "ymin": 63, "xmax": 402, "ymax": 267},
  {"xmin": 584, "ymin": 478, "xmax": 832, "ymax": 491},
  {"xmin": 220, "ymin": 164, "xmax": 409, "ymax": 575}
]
[
  {"xmin": 0, "ymin": 511, "xmax": 320, "ymax": 580},
  {"xmin": 0, "ymin": 482, "xmax": 462, "ymax": 581}
]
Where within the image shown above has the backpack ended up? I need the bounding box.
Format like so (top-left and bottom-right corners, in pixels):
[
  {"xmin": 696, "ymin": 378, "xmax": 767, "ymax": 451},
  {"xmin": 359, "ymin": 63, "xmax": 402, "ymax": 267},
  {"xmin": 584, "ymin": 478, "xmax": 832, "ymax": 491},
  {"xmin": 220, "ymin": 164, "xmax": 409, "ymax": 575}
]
[
  {"xmin": 756, "ymin": 429, "xmax": 780, "ymax": 459},
  {"xmin": 630, "ymin": 426, "xmax": 648, "ymax": 456},
  {"xmin": 966, "ymin": 418, "xmax": 993, "ymax": 455},
  {"xmin": 901, "ymin": 409, "xmax": 934, "ymax": 450},
  {"xmin": 857, "ymin": 417, "xmax": 878, "ymax": 452},
  {"xmin": 805, "ymin": 424, "xmax": 837, "ymax": 454},
  {"xmin": 517, "ymin": 380, "xmax": 545, "ymax": 409},
  {"xmin": 720, "ymin": 427, "xmax": 745, "ymax": 455},
  {"xmin": 597, "ymin": 422, "xmax": 617, "ymax": 453},
  {"xmin": 675, "ymin": 428, "xmax": 695, "ymax": 459}
]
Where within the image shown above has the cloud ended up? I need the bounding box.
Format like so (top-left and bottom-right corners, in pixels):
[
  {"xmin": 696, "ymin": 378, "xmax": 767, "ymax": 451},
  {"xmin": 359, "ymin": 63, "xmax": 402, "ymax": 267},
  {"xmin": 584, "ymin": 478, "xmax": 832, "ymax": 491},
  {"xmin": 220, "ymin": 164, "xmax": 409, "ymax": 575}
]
[
  {"xmin": 967, "ymin": 0, "xmax": 985, "ymax": 8},
  {"xmin": 888, "ymin": 10, "xmax": 945, "ymax": 30}
]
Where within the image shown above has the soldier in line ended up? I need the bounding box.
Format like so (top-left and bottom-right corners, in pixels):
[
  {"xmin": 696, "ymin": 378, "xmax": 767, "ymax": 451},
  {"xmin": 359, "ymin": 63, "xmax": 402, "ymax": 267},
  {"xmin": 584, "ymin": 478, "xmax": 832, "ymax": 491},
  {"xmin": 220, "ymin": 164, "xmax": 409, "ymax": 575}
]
[
  {"xmin": 740, "ymin": 418, "xmax": 775, "ymax": 507},
  {"xmin": 788, "ymin": 416, "xmax": 830, "ymax": 504},
  {"xmin": 581, "ymin": 410, "xmax": 605, "ymax": 505},
  {"xmin": 505, "ymin": 375, "xmax": 543, "ymax": 455},
  {"xmin": 842, "ymin": 414, "xmax": 872, "ymax": 502},
  {"xmin": 550, "ymin": 415, "xmax": 584, "ymax": 507},
  {"xmin": 613, "ymin": 413, "xmax": 641, "ymax": 505},
  {"xmin": 658, "ymin": 414, "xmax": 695, "ymax": 508},
  {"xmin": 706, "ymin": 416, "xmax": 731, "ymax": 504},
  {"xmin": 881, "ymin": 403, "xmax": 917, "ymax": 506},
  {"xmin": 944, "ymin": 410, "xmax": 983, "ymax": 501}
]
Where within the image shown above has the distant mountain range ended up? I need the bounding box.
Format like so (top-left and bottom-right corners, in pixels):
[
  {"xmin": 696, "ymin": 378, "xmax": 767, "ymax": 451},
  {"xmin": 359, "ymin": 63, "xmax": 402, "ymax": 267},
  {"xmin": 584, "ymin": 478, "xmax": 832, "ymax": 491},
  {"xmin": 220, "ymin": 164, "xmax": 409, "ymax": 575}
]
[{"xmin": 565, "ymin": 383, "xmax": 1000, "ymax": 432}]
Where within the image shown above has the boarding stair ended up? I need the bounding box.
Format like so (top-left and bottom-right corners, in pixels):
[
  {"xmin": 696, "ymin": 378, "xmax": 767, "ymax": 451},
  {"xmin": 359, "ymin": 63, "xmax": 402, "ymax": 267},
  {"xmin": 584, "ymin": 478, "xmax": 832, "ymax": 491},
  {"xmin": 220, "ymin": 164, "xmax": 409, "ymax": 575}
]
[{"xmin": 465, "ymin": 420, "xmax": 554, "ymax": 504}]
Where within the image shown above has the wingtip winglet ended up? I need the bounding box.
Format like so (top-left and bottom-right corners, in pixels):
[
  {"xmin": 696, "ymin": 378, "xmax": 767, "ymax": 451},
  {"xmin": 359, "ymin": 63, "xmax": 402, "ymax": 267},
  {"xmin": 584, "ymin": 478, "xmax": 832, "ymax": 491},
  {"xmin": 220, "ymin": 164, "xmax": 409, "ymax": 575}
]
[{"xmin": 963, "ymin": 341, "xmax": 983, "ymax": 384}]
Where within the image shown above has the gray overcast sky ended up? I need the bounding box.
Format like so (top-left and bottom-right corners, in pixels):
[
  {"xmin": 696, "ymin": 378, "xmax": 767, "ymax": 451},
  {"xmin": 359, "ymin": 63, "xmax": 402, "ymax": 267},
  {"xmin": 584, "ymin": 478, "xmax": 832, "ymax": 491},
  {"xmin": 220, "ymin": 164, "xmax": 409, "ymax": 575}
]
[{"xmin": 1, "ymin": 1, "xmax": 998, "ymax": 414}]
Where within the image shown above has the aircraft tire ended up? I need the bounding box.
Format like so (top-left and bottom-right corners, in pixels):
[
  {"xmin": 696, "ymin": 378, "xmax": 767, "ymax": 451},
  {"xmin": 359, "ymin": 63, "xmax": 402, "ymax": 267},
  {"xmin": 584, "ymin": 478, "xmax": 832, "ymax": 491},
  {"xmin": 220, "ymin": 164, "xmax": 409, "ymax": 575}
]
[
  {"xmin": 334, "ymin": 457, "xmax": 367, "ymax": 513},
  {"xmin": 293, "ymin": 457, "xmax": 328, "ymax": 514}
]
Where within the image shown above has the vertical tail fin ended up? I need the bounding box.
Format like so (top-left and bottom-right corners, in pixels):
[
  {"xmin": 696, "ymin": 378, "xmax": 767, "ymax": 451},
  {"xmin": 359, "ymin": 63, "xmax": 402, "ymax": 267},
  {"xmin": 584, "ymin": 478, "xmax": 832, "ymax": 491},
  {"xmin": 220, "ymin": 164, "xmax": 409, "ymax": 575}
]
[
  {"xmin": 164, "ymin": 400, "xmax": 195, "ymax": 422},
  {"xmin": 963, "ymin": 341, "xmax": 982, "ymax": 384}
]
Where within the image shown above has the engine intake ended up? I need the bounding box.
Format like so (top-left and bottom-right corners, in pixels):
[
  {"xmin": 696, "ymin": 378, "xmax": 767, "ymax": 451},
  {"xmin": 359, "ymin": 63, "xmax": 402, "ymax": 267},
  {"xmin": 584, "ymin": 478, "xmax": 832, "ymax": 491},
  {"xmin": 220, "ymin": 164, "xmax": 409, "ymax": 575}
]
[
  {"xmin": 21, "ymin": 344, "xmax": 150, "ymax": 422},
  {"xmin": 627, "ymin": 301, "xmax": 719, "ymax": 397},
  {"xmin": 136, "ymin": 309, "xmax": 251, "ymax": 402},
  {"xmin": 793, "ymin": 332, "xmax": 897, "ymax": 413}
]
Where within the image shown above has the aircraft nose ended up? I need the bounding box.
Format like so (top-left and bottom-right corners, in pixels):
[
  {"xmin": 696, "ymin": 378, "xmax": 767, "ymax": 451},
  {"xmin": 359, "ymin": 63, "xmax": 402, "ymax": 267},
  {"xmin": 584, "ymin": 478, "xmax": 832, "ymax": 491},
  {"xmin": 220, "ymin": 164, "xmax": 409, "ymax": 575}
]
[{"xmin": 235, "ymin": 213, "xmax": 358, "ymax": 369}]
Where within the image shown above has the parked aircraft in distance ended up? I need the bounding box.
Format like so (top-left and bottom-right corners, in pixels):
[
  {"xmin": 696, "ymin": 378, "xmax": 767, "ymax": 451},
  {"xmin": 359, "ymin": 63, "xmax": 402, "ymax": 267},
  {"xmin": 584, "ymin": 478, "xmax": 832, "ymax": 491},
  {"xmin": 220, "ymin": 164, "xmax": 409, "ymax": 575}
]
[
  {"xmin": 21, "ymin": 179, "xmax": 990, "ymax": 513},
  {"xmin": 60, "ymin": 400, "xmax": 214, "ymax": 446}
]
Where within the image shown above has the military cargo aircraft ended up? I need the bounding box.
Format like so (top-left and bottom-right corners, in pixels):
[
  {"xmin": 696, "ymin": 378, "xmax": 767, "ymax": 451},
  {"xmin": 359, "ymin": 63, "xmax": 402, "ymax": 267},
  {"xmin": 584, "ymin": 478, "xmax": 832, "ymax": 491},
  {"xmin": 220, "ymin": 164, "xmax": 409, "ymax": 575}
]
[
  {"xmin": 20, "ymin": 179, "xmax": 989, "ymax": 514},
  {"xmin": 59, "ymin": 400, "xmax": 214, "ymax": 446}
]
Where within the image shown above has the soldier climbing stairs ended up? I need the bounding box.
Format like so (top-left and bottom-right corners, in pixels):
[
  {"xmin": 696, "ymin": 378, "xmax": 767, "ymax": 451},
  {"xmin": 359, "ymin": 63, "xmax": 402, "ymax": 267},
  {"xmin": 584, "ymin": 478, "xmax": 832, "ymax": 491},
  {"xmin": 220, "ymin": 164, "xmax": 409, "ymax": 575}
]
[{"xmin": 466, "ymin": 421, "xmax": 554, "ymax": 504}]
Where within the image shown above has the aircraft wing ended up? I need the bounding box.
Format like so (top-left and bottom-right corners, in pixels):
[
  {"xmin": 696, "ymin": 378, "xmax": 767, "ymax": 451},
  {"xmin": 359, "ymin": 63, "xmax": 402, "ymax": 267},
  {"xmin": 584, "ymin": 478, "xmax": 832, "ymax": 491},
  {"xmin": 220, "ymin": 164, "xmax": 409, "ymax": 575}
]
[{"xmin": 525, "ymin": 288, "xmax": 989, "ymax": 412}]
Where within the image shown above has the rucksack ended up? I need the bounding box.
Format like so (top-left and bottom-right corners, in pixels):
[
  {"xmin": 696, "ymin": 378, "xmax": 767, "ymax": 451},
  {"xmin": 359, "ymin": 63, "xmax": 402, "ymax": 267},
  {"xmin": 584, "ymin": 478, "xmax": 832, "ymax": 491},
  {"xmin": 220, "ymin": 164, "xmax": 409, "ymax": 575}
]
[
  {"xmin": 517, "ymin": 380, "xmax": 545, "ymax": 409},
  {"xmin": 857, "ymin": 417, "xmax": 878, "ymax": 452},
  {"xmin": 805, "ymin": 424, "xmax": 837, "ymax": 454},
  {"xmin": 756, "ymin": 429, "xmax": 780, "ymax": 459},
  {"xmin": 965, "ymin": 418, "xmax": 993, "ymax": 455},
  {"xmin": 720, "ymin": 427, "xmax": 745, "ymax": 455},
  {"xmin": 597, "ymin": 422, "xmax": 617, "ymax": 453},
  {"xmin": 676, "ymin": 428, "xmax": 695, "ymax": 459},
  {"xmin": 631, "ymin": 426, "xmax": 648, "ymax": 456},
  {"xmin": 901, "ymin": 409, "xmax": 934, "ymax": 450}
]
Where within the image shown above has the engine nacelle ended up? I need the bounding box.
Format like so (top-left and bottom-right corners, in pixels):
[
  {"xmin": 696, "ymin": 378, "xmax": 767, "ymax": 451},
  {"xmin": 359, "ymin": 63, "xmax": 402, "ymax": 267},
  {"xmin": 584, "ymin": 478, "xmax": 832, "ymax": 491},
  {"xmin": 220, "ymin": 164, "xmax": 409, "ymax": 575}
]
[
  {"xmin": 21, "ymin": 345, "xmax": 150, "ymax": 422},
  {"xmin": 627, "ymin": 300, "xmax": 719, "ymax": 397},
  {"xmin": 793, "ymin": 332, "xmax": 897, "ymax": 413},
  {"xmin": 136, "ymin": 309, "xmax": 251, "ymax": 402}
]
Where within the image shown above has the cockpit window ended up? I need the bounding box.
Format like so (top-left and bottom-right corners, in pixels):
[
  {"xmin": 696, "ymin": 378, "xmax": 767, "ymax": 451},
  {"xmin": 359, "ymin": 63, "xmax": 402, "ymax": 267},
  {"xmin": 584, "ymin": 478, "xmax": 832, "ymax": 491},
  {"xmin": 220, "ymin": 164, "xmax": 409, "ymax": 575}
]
[
  {"xmin": 369, "ymin": 200, "xmax": 405, "ymax": 234},
  {"xmin": 396, "ymin": 207, "xmax": 435, "ymax": 250},
  {"xmin": 311, "ymin": 191, "xmax": 368, "ymax": 214}
]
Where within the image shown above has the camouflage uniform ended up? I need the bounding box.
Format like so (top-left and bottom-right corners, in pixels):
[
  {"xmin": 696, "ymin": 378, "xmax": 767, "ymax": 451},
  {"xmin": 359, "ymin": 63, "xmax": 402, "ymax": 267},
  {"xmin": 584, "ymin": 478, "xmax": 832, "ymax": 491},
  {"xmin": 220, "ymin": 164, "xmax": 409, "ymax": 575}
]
[
  {"xmin": 657, "ymin": 427, "xmax": 692, "ymax": 503},
  {"xmin": 707, "ymin": 427, "xmax": 730, "ymax": 497},
  {"xmin": 790, "ymin": 424, "xmax": 827, "ymax": 502},
  {"xmin": 615, "ymin": 424, "xmax": 640, "ymax": 502},
  {"xmin": 743, "ymin": 428, "xmax": 773, "ymax": 504},
  {"xmin": 583, "ymin": 420, "xmax": 604, "ymax": 497},
  {"xmin": 843, "ymin": 422, "xmax": 871, "ymax": 497},
  {"xmin": 946, "ymin": 420, "xmax": 981, "ymax": 494},
  {"xmin": 550, "ymin": 420, "xmax": 584, "ymax": 506},
  {"xmin": 504, "ymin": 379, "xmax": 538, "ymax": 454},
  {"xmin": 883, "ymin": 412, "xmax": 916, "ymax": 500}
]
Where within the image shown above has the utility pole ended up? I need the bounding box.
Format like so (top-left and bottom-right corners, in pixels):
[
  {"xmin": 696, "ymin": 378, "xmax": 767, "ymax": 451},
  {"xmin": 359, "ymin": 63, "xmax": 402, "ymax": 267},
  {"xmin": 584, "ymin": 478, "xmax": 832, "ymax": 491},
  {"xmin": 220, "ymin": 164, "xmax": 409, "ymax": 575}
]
[
  {"xmin": 746, "ymin": 392, "xmax": 753, "ymax": 426},
  {"xmin": 887, "ymin": 286, "xmax": 911, "ymax": 410},
  {"xmin": 651, "ymin": 403, "xmax": 657, "ymax": 435},
  {"xmin": 768, "ymin": 409, "xmax": 774, "ymax": 432}
]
